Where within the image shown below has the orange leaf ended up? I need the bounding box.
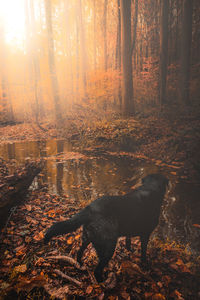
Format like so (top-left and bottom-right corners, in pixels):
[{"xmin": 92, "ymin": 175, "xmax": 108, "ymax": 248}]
[
  {"xmin": 193, "ymin": 224, "xmax": 200, "ymax": 228},
  {"xmin": 75, "ymin": 234, "xmax": 81, "ymax": 240},
  {"xmin": 67, "ymin": 236, "xmax": 73, "ymax": 245},
  {"xmin": 14, "ymin": 264, "xmax": 27, "ymax": 273},
  {"xmin": 25, "ymin": 205, "xmax": 32, "ymax": 211},
  {"xmin": 176, "ymin": 258, "xmax": 184, "ymax": 266},
  {"xmin": 152, "ymin": 293, "xmax": 166, "ymax": 300},
  {"xmin": 33, "ymin": 231, "xmax": 44, "ymax": 241},
  {"xmin": 86, "ymin": 285, "xmax": 93, "ymax": 294}
]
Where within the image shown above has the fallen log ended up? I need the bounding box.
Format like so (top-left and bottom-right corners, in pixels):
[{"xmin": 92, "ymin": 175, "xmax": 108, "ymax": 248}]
[{"xmin": 0, "ymin": 159, "xmax": 43, "ymax": 230}]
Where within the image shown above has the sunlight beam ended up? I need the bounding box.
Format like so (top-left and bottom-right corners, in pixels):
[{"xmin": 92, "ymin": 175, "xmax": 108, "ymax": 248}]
[{"xmin": 0, "ymin": 0, "xmax": 26, "ymax": 47}]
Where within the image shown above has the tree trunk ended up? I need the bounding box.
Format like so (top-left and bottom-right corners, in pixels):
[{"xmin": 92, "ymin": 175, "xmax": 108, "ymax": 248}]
[
  {"xmin": 178, "ymin": 0, "xmax": 193, "ymax": 104},
  {"xmin": 78, "ymin": 0, "xmax": 87, "ymax": 100},
  {"xmin": 131, "ymin": 0, "xmax": 138, "ymax": 55},
  {"xmin": 103, "ymin": 0, "xmax": 108, "ymax": 71},
  {"xmin": 120, "ymin": 0, "xmax": 134, "ymax": 116},
  {"xmin": 44, "ymin": 0, "xmax": 62, "ymax": 122},
  {"xmin": 64, "ymin": 1, "xmax": 74, "ymax": 100},
  {"xmin": 159, "ymin": 0, "xmax": 169, "ymax": 105},
  {"xmin": 93, "ymin": 0, "xmax": 97, "ymax": 70},
  {"xmin": 0, "ymin": 25, "xmax": 14, "ymax": 123},
  {"xmin": 76, "ymin": 9, "xmax": 80, "ymax": 101},
  {"xmin": 29, "ymin": 0, "xmax": 44, "ymax": 122},
  {"xmin": 115, "ymin": 0, "xmax": 121, "ymax": 71},
  {"xmin": 114, "ymin": 0, "xmax": 122, "ymax": 109}
]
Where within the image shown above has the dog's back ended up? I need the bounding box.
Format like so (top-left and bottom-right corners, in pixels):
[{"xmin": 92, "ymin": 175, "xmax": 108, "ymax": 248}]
[
  {"xmin": 88, "ymin": 173, "xmax": 168, "ymax": 236},
  {"xmin": 44, "ymin": 173, "xmax": 169, "ymax": 281}
]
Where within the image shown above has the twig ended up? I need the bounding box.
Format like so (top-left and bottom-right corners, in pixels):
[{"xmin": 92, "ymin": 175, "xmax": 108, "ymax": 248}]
[
  {"xmin": 46, "ymin": 255, "xmax": 85, "ymax": 270},
  {"xmin": 54, "ymin": 269, "xmax": 83, "ymax": 287},
  {"xmin": 87, "ymin": 269, "xmax": 98, "ymax": 284}
]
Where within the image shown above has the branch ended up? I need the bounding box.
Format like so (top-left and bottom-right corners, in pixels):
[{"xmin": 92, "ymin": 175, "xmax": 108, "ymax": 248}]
[
  {"xmin": 54, "ymin": 269, "xmax": 83, "ymax": 287},
  {"xmin": 46, "ymin": 255, "xmax": 85, "ymax": 270}
]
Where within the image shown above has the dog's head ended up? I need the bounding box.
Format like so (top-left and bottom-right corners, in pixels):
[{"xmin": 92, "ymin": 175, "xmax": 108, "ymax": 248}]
[{"xmin": 142, "ymin": 173, "xmax": 169, "ymax": 192}]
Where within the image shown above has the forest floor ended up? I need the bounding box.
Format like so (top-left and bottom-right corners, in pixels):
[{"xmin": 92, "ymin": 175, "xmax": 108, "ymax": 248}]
[
  {"xmin": 0, "ymin": 104, "xmax": 200, "ymax": 299},
  {"xmin": 0, "ymin": 103, "xmax": 200, "ymax": 180}
]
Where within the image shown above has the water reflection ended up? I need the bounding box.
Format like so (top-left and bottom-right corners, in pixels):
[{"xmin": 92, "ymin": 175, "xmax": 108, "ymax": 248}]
[{"xmin": 0, "ymin": 140, "xmax": 200, "ymax": 251}]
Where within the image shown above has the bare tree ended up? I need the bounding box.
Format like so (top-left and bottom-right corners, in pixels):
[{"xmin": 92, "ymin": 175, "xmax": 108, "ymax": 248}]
[
  {"xmin": 120, "ymin": 0, "xmax": 134, "ymax": 116},
  {"xmin": 179, "ymin": 0, "xmax": 193, "ymax": 104},
  {"xmin": 44, "ymin": 0, "xmax": 62, "ymax": 123},
  {"xmin": 77, "ymin": 0, "xmax": 87, "ymax": 100},
  {"xmin": 0, "ymin": 23, "xmax": 14, "ymax": 123},
  {"xmin": 25, "ymin": 0, "xmax": 44, "ymax": 124},
  {"xmin": 114, "ymin": 0, "xmax": 122, "ymax": 109},
  {"xmin": 131, "ymin": 0, "xmax": 138, "ymax": 55},
  {"xmin": 93, "ymin": 0, "xmax": 97, "ymax": 70},
  {"xmin": 159, "ymin": 0, "xmax": 169, "ymax": 105},
  {"xmin": 103, "ymin": 0, "xmax": 108, "ymax": 71}
]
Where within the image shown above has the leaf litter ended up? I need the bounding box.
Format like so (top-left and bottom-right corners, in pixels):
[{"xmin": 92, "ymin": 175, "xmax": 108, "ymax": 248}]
[
  {"xmin": 0, "ymin": 108, "xmax": 200, "ymax": 298},
  {"xmin": 0, "ymin": 183, "xmax": 200, "ymax": 299}
]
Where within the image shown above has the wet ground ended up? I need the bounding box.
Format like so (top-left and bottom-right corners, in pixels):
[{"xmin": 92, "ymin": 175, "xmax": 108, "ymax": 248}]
[{"xmin": 0, "ymin": 139, "xmax": 200, "ymax": 253}]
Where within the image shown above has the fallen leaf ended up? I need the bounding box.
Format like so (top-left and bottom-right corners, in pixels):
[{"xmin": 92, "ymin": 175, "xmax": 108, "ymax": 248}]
[
  {"xmin": 171, "ymin": 290, "xmax": 184, "ymax": 300},
  {"xmin": 67, "ymin": 236, "xmax": 73, "ymax": 244},
  {"xmin": 14, "ymin": 264, "xmax": 27, "ymax": 273},
  {"xmin": 25, "ymin": 205, "xmax": 32, "ymax": 211},
  {"xmin": 152, "ymin": 293, "xmax": 166, "ymax": 300},
  {"xmin": 33, "ymin": 231, "xmax": 44, "ymax": 241},
  {"xmin": 86, "ymin": 285, "xmax": 93, "ymax": 294},
  {"xmin": 16, "ymin": 275, "xmax": 47, "ymax": 292},
  {"xmin": 193, "ymin": 224, "xmax": 200, "ymax": 228}
]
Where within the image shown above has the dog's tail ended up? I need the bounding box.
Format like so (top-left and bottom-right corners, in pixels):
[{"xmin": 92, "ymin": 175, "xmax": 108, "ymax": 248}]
[{"xmin": 44, "ymin": 207, "xmax": 90, "ymax": 244}]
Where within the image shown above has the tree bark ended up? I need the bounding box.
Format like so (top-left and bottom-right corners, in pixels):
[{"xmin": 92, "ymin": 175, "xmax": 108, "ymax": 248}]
[
  {"xmin": 178, "ymin": 0, "xmax": 193, "ymax": 104},
  {"xmin": 78, "ymin": 0, "xmax": 87, "ymax": 100},
  {"xmin": 131, "ymin": 0, "xmax": 138, "ymax": 55},
  {"xmin": 114, "ymin": 0, "xmax": 122, "ymax": 109},
  {"xmin": 44, "ymin": 0, "xmax": 62, "ymax": 123},
  {"xmin": 159, "ymin": 0, "xmax": 169, "ymax": 105},
  {"xmin": 93, "ymin": 0, "xmax": 97, "ymax": 70},
  {"xmin": 115, "ymin": 0, "xmax": 121, "ymax": 71},
  {"xmin": 103, "ymin": 0, "xmax": 108, "ymax": 71},
  {"xmin": 0, "ymin": 25, "xmax": 14, "ymax": 123},
  {"xmin": 120, "ymin": 0, "xmax": 134, "ymax": 116}
]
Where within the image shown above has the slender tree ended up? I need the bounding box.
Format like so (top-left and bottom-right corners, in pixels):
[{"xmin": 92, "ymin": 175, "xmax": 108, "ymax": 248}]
[
  {"xmin": 64, "ymin": 1, "xmax": 74, "ymax": 98},
  {"xmin": 44, "ymin": 0, "xmax": 62, "ymax": 123},
  {"xmin": 75, "ymin": 5, "xmax": 80, "ymax": 101},
  {"xmin": 103, "ymin": 0, "xmax": 108, "ymax": 71},
  {"xmin": 131, "ymin": 0, "xmax": 138, "ymax": 55},
  {"xmin": 115, "ymin": 0, "xmax": 121, "ymax": 70},
  {"xmin": 77, "ymin": 0, "xmax": 87, "ymax": 100},
  {"xmin": 25, "ymin": 0, "xmax": 44, "ymax": 123},
  {"xmin": 0, "ymin": 23, "xmax": 14, "ymax": 123},
  {"xmin": 178, "ymin": 0, "xmax": 193, "ymax": 104},
  {"xmin": 114, "ymin": 0, "xmax": 122, "ymax": 109},
  {"xmin": 159, "ymin": 0, "xmax": 169, "ymax": 105},
  {"xmin": 120, "ymin": 0, "xmax": 134, "ymax": 116},
  {"xmin": 93, "ymin": 0, "xmax": 97, "ymax": 70}
]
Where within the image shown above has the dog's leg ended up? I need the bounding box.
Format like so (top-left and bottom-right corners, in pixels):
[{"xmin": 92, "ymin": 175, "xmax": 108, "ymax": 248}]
[
  {"xmin": 140, "ymin": 233, "xmax": 150, "ymax": 266},
  {"xmin": 93, "ymin": 238, "xmax": 117, "ymax": 282},
  {"xmin": 77, "ymin": 227, "xmax": 90, "ymax": 264}
]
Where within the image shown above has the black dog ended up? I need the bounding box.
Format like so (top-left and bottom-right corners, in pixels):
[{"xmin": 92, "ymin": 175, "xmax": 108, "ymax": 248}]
[{"xmin": 44, "ymin": 173, "xmax": 169, "ymax": 281}]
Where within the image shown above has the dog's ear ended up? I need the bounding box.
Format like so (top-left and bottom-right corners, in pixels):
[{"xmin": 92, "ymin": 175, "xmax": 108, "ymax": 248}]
[
  {"xmin": 141, "ymin": 175, "xmax": 151, "ymax": 185},
  {"xmin": 142, "ymin": 174, "xmax": 169, "ymax": 187}
]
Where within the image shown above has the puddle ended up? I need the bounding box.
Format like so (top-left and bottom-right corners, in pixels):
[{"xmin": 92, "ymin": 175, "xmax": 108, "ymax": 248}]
[{"xmin": 0, "ymin": 139, "xmax": 200, "ymax": 252}]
